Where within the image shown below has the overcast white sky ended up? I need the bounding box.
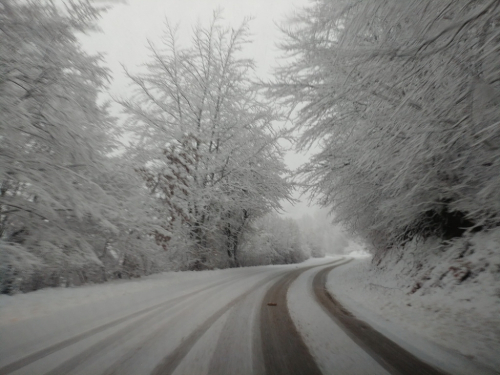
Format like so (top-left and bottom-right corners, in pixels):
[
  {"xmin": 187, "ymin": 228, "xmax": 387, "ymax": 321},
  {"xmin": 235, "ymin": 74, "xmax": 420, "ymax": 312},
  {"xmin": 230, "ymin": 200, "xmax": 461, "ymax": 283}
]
[
  {"xmin": 82, "ymin": 0, "xmax": 319, "ymax": 219},
  {"xmin": 84, "ymin": 0, "xmax": 309, "ymax": 92}
]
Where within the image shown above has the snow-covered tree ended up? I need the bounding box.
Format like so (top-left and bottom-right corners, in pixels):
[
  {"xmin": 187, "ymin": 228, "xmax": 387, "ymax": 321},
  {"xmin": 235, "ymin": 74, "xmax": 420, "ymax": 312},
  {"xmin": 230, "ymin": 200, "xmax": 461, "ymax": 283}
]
[
  {"xmin": 270, "ymin": 0, "xmax": 500, "ymax": 256},
  {"xmin": 297, "ymin": 210, "xmax": 349, "ymax": 256},
  {"xmin": 121, "ymin": 12, "xmax": 292, "ymax": 268},
  {"xmin": 239, "ymin": 214, "xmax": 309, "ymax": 266},
  {"xmin": 0, "ymin": 0, "xmax": 164, "ymax": 292}
]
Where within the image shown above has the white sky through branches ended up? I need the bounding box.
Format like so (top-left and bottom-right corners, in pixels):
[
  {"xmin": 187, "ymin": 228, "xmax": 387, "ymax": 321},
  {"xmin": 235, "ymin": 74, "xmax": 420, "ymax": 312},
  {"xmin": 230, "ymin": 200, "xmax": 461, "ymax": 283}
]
[{"xmin": 81, "ymin": 0, "xmax": 318, "ymax": 219}]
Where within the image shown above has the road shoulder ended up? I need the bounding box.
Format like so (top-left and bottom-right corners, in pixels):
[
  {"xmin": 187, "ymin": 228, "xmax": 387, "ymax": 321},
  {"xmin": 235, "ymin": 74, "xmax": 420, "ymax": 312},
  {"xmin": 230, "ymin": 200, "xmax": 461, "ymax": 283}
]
[
  {"xmin": 326, "ymin": 258, "xmax": 498, "ymax": 375},
  {"xmin": 287, "ymin": 261, "xmax": 389, "ymax": 375}
]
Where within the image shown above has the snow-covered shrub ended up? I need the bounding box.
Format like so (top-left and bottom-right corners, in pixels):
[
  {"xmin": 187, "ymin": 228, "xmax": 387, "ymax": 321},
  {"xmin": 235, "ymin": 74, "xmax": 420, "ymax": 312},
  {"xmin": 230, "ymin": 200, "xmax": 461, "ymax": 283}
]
[
  {"xmin": 0, "ymin": 242, "xmax": 43, "ymax": 294},
  {"xmin": 374, "ymin": 229, "xmax": 500, "ymax": 299},
  {"xmin": 296, "ymin": 210, "xmax": 350, "ymax": 256},
  {"xmin": 239, "ymin": 214, "xmax": 309, "ymax": 266}
]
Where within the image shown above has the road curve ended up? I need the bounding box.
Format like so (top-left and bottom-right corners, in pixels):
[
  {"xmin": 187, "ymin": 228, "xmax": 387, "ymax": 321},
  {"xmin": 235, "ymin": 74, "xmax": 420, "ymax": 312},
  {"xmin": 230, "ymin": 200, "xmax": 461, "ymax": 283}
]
[
  {"xmin": 0, "ymin": 275, "xmax": 243, "ymax": 375},
  {"xmin": 0, "ymin": 258, "xmax": 463, "ymax": 375},
  {"xmin": 0, "ymin": 262, "xmax": 332, "ymax": 375},
  {"xmin": 313, "ymin": 264, "xmax": 451, "ymax": 375},
  {"xmin": 150, "ymin": 272, "xmax": 283, "ymax": 375},
  {"xmin": 259, "ymin": 259, "xmax": 346, "ymax": 375}
]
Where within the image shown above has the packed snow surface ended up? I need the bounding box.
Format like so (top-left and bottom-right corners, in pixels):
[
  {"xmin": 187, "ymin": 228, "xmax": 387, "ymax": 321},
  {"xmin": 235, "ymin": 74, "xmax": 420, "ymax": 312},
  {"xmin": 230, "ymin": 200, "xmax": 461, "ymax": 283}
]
[
  {"xmin": 288, "ymin": 262, "xmax": 388, "ymax": 374},
  {"xmin": 0, "ymin": 257, "xmax": 344, "ymax": 374},
  {"xmin": 328, "ymin": 238, "xmax": 500, "ymax": 374},
  {"xmin": 1, "ymin": 249, "xmax": 498, "ymax": 375},
  {"xmin": 0, "ymin": 258, "xmax": 316, "ymax": 327}
]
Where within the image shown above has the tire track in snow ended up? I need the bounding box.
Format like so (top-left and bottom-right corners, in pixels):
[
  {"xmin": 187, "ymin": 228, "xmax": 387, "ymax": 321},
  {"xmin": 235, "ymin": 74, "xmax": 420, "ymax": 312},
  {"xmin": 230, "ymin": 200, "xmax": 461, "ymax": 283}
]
[
  {"xmin": 151, "ymin": 259, "xmax": 345, "ymax": 375},
  {"xmin": 206, "ymin": 282, "xmax": 266, "ymax": 375},
  {"xmin": 0, "ymin": 274, "xmax": 246, "ymax": 375},
  {"xmin": 312, "ymin": 263, "xmax": 451, "ymax": 375},
  {"xmin": 100, "ymin": 300, "xmax": 198, "ymax": 375},
  {"xmin": 102, "ymin": 272, "xmax": 285, "ymax": 375},
  {"xmin": 259, "ymin": 258, "xmax": 345, "ymax": 375},
  {"xmin": 43, "ymin": 296, "xmax": 194, "ymax": 375},
  {"xmin": 149, "ymin": 272, "xmax": 286, "ymax": 375}
]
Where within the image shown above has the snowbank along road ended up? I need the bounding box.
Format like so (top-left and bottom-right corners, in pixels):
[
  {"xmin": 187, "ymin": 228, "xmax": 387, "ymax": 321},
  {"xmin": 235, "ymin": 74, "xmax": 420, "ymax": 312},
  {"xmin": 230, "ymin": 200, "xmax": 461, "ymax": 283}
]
[{"xmin": 0, "ymin": 257, "xmax": 462, "ymax": 374}]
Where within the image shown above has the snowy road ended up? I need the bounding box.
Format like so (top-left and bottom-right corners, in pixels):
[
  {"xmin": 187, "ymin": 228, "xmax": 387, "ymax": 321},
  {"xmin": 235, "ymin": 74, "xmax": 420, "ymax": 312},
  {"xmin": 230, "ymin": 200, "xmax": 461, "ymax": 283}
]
[{"xmin": 0, "ymin": 257, "xmax": 450, "ymax": 375}]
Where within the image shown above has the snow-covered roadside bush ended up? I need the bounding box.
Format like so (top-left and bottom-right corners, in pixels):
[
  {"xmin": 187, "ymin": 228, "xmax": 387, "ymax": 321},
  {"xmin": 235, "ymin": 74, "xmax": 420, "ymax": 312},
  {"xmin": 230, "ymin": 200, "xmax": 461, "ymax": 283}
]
[
  {"xmin": 239, "ymin": 214, "xmax": 310, "ymax": 266},
  {"xmin": 374, "ymin": 230, "xmax": 500, "ymax": 302},
  {"xmin": 296, "ymin": 209, "xmax": 350, "ymax": 257},
  {"xmin": 329, "ymin": 228, "xmax": 500, "ymax": 369},
  {"xmin": 376, "ymin": 229, "xmax": 500, "ymax": 368}
]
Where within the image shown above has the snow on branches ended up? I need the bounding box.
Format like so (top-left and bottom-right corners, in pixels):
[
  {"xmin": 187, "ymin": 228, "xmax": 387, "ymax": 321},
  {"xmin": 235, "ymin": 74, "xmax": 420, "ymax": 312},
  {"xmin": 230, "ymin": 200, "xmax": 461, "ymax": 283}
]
[
  {"xmin": 0, "ymin": 0, "xmax": 164, "ymax": 293},
  {"xmin": 270, "ymin": 0, "xmax": 500, "ymax": 254},
  {"xmin": 121, "ymin": 12, "xmax": 292, "ymax": 268}
]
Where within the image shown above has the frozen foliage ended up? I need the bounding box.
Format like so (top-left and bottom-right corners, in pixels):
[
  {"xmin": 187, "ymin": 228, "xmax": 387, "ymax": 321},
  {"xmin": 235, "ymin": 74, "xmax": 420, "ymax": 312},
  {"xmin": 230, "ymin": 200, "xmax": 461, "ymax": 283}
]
[
  {"xmin": 296, "ymin": 209, "xmax": 350, "ymax": 257},
  {"xmin": 239, "ymin": 211, "xmax": 348, "ymax": 266},
  {"xmin": 239, "ymin": 214, "xmax": 309, "ymax": 266},
  {"xmin": 1, "ymin": 1, "xmax": 301, "ymax": 294},
  {"xmin": 0, "ymin": 0, "xmax": 165, "ymax": 293},
  {"xmin": 121, "ymin": 13, "xmax": 292, "ymax": 269},
  {"xmin": 270, "ymin": 0, "xmax": 500, "ymax": 255},
  {"xmin": 269, "ymin": 3, "xmax": 500, "ymax": 365}
]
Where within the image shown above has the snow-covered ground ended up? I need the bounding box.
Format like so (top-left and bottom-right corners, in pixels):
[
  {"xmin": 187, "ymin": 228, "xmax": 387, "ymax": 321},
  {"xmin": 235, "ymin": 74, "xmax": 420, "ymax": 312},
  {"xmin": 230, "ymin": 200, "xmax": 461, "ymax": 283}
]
[
  {"xmin": 327, "ymin": 233, "xmax": 500, "ymax": 374},
  {"xmin": 2, "ymin": 246, "xmax": 499, "ymax": 374},
  {"xmin": 0, "ymin": 257, "xmax": 338, "ymax": 374},
  {"xmin": 288, "ymin": 259, "xmax": 389, "ymax": 374},
  {"xmin": 0, "ymin": 257, "xmax": 332, "ymax": 328}
]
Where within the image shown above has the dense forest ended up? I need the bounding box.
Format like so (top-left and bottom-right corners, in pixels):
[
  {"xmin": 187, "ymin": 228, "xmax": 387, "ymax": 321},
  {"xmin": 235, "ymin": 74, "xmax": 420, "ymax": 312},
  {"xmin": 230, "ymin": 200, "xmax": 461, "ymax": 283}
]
[
  {"xmin": 0, "ymin": 0, "xmax": 340, "ymax": 293},
  {"xmin": 1, "ymin": 0, "xmax": 499, "ymax": 293},
  {"xmin": 269, "ymin": 0, "xmax": 500, "ymax": 258}
]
